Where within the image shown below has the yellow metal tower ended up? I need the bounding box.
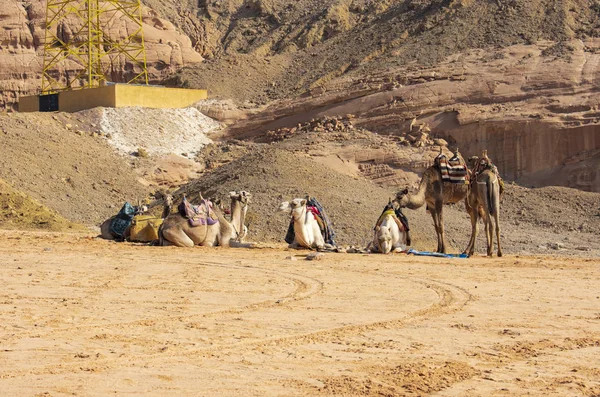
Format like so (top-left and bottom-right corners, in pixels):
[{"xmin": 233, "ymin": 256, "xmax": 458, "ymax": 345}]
[{"xmin": 41, "ymin": 0, "xmax": 149, "ymax": 94}]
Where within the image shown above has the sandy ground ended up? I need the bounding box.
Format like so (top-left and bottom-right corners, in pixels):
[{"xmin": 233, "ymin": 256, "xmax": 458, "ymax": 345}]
[{"xmin": 0, "ymin": 231, "xmax": 599, "ymax": 396}]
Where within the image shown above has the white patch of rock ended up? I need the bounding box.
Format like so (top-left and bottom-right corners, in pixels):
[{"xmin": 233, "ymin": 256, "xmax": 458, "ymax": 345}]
[{"xmin": 94, "ymin": 107, "xmax": 220, "ymax": 156}]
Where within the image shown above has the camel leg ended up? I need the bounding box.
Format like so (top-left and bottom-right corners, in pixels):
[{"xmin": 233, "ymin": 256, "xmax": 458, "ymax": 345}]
[
  {"xmin": 428, "ymin": 206, "xmax": 442, "ymax": 253},
  {"xmin": 484, "ymin": 213, "xmax": 493, "ymax": 257},
  {"xmin": 437, "ymin": 205, "xmax": 447, "ymax": 254},
  {"xmin": 162, "ymin": 229, "xmax": 195, "ymax": 247},
  {"xmin": 494, "ymin": 211, "xmax": 502, "ymax": 257},
  {"xmin": 492, "ymin": 183, "xmax": 502, "ymax": 257},
  {"xmin": 463, "ymin": 205, "xmax": 478, "ymax": 256}
]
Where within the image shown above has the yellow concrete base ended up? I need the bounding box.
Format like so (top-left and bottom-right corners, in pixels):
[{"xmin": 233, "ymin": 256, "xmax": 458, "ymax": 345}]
[{"xmin": 18, "ymin": 85, "xmax": 208, "ymax": 112}]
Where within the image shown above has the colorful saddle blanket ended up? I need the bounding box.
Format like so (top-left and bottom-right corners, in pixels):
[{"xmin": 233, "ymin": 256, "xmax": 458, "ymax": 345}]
[
  {"xmin": 435, "ymin": 153, "xmax": 468, "ymax": 184},
  {"xmin": 178, "ymin": 196, "xmax": 218, "ymax": 227}
]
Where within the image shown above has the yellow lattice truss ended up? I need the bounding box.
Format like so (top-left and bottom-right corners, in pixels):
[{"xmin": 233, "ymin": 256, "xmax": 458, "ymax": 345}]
[{"xmin": 42, "ymin": 0, "xmax": 148, "ymax": 94}]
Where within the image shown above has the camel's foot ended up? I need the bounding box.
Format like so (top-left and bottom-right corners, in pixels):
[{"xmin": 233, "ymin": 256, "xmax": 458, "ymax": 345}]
[
  {"xmin": 497, "ymin": 250, "xmax": 503, "ymax": 257},
  {"xmin": 317, "ymin": 243, "xmax": 337, "ymax": 252},
  {"xmin": 392, "ymin": 247, "xmax": 405, "ymax": 253}
]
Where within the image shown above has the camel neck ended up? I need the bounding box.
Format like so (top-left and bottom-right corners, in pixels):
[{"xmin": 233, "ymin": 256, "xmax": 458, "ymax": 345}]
[
  {"xmin": 405, "ymin": 178, "xmax": 427, "ymax": 209},
  {"xmin": 230, "ymin": 200, "xmax": 246, "ymax": 232},
  {"xmin": 292, "ymin": 205, "xmax": 308, "ymax": 225}
]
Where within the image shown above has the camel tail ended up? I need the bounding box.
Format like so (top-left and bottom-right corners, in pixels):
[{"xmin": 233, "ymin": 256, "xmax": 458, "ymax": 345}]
[{"xmin": 486, "ymin": 178, "xmax": 498, "ymax": 216}]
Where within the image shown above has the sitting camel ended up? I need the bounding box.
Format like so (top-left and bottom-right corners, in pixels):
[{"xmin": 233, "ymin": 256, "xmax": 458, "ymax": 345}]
[
  {"xmin": 368, "ymin": 200, "xmax": 408, "ymax": 254},
  {"xmin": 395, "ymin": 149, "xmax": 469, "ymax": 253},
  {"xmin": 99, "ymin": 195, "xmax": 173, "ymax": 241},
  {"xmin": 463, "ymin": 152, "xmax": 502, "ymax": 257},
  {"xmin": 159, "ymin": 191, "xmax": 251, "ymax": 247},
  {"xmin": 279, "ymin": 198, "xmax": 331, "ymax": 250}
]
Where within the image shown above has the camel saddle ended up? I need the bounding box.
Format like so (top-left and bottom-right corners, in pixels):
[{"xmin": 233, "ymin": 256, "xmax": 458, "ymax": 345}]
[
  {"xmin": 109, "ymin": 202, "xmax": 137, "ymax": 239},
  {"xmin": 435, "ymin": 153, "xmax": 468, "ymax": 184},
  {"xmin": 129, "ymin": 215, "xmax": 163, "ymax": 243},
  {"xmin": 178, "ymin": 196, "xmax": 218, "ymax": 227}
]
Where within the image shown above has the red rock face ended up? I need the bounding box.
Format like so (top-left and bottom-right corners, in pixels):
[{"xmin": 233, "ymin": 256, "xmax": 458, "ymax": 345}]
[{"xmin": 0, "ymin": 0, "xmax": 203, "ymax": 110}]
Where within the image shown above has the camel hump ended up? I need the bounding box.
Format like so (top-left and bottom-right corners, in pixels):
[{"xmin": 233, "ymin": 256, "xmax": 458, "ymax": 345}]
[{"xmin": 435, "ymin": 151, "xmax": 468, "ymax": 184}]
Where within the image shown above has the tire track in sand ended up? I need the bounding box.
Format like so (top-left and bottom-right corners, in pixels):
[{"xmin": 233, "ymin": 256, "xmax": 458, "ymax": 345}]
[{"xmin": 0, "ymin": 260, "xmax": 469, "ymax": 378}]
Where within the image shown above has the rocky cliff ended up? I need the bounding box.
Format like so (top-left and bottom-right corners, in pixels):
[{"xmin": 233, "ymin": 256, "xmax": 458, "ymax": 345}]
[
  {"xmin": 220, "ymin": 38, "xmax": 600, "ymax": 192},
  {"xmin": 0, "ymin": 0, "xmax": 203, "ymax": 110}
]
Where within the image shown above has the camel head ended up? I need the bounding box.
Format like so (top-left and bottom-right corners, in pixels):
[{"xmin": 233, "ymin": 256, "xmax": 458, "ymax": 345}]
[
  {"xmin": 230, "ymin": 190, "xmax": 252, "ymax": 206},
  {"xmin": 164, "ymin": 194, "xmax": 173, "ymax": 207},
  {"xmin": 467, "ymin": 156, "xmax": 479, "ymax": 169},
  {"xmin": 279, "ymin": 198, "xmax": 306, "ymax": 220},
  {"xmin": 394, "ymin": 188, "xmax": 410, "ymax": 208},
  {"xmin": 375, "ymin": 225, "xmax": 393, "ymax": 254},
  {"xmin": 210, "ymin": 197, "xmax": 224, "ymax": 211}
]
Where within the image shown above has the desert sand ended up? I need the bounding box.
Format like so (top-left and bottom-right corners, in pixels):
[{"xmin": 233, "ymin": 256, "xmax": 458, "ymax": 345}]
[{"xmin": 0, "ymin": 230, "xmax": 598, "ymax": 396}]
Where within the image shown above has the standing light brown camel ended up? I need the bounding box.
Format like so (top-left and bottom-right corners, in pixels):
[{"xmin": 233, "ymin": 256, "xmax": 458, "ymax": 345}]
[
  {"xmin": 463, "ymin": 153, "xmax": 502, "ymax": 257},
  {"xmin": 159, "ymin": 191, "xmax": 251, "ymax": 247},
  {"xmin": 395, "ymin": 150, "xmax": 469, "ymax": 253}
]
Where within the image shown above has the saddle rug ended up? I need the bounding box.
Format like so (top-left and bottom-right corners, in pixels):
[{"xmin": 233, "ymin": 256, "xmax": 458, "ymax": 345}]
[
  {"xmin": 109, "ymin": 202, "xmax": 138, "ymax": 239},
  {"xmin": 129, "ymin": 215, "xmax": 163, "ymax": 242},
  {"xmin": 178, "ymin": 196, "xmax": 218, "ymax": 227},
  {"xmin": 435, "ymin": 153, "xmax": 468, "ymax": 184}
]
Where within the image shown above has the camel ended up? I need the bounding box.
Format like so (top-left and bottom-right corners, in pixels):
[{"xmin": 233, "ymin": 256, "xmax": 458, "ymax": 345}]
[
  {"xmin": 463, "ymin": 153, "xmax": 502, "ymax": 257},
  {"xmin": 279, "ymin": 198, "xmax": 329, "ymax": 250},
  {"xmin": 395, "ymin": 150, "xmax": 469, "ymax": 253},
  {"xmin": 159, "ymin": 191, "xmax": 251, "ymax": 247},
  {"xmin": 99, "ymin": 195, "xmax": 173, "ymax": 241},
  {"xmin": 368, "ymin": 200, "xmax": 408, "ymax": 254}
]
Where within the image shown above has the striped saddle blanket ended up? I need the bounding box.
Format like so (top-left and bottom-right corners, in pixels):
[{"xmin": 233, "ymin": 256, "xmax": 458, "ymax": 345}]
[{"xmin": 435, "ymin": 153, "xmax": 468, "ymax": 184}]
